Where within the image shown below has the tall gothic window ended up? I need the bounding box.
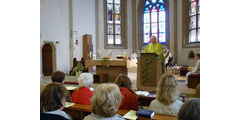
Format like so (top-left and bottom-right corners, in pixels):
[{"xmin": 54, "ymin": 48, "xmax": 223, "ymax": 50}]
[
  {"xmin": 189, "ymin": 0, "xmax": 200, "ymax": 43},
  {"xmin": 144, "ymin": 0, "xmax": 166, "ymax": 44},
  {"xmin": 106, "ymin": 0, "xmax": 121, "ymax": 46}
]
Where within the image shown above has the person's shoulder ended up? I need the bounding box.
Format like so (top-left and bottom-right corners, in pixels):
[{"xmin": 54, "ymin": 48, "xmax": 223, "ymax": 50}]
[
  {"xmin": 120, "ymin": 87, "xmax": 136, "ymax": 95},
  {"xmin": 149, "ymin": 99, "xmax": 159, "ymax": 107},
  {"xmin": 84, "ymin": 113, "xmax": 102, "ymax": 120},
  {"xmin": 40, "ymin": 112, "xmax": 69, "ymax": 120},
  {"xmin": 111, "ymin": 114, "xmax": 125, "ymax": 120},
  {"xmin": 174, "ymin": 100, "xmax": 184, "ymax": 106},
  {"xmin": 84, "ymin": 114, "xmax": 124, "ymax": 120}
]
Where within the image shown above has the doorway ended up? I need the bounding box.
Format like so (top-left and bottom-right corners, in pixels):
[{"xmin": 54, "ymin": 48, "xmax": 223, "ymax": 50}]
[{"xmin": 42, "ymin": 43, "xmax": 56, "ymax": 76}]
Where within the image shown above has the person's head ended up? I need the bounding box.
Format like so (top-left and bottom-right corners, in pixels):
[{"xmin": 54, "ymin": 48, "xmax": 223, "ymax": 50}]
[
  {"xmin": 91, "ymin": 83, "xmax": 122, "ymax": 117},
  {"xmin": 40, "ymin": 82, "xmax": 67, "ymax": 112},
  {"xmin": 114, "ymin": 74, "xmax": 132, "ymax": 90},
  {"xmin": 51, "ymin": 71, "xmax": 65, "ymax": 83},
  {"xmin": 78, "ymin": 73, "xmax": 93, "ymax": 87},
  {"xmin": 156, "ymin": 74, "xmax": 178, "ymax": 105},
  {"xmin": 178, "ymin": 98, "xmax": 200, "ymax": 120},
  {"xmin": 195, "ymin": 54, "xmax": 200, "ymax": 60},
  {"xmin": 151, "ymin": 36, "xmax": 157, "ymax": 44}
]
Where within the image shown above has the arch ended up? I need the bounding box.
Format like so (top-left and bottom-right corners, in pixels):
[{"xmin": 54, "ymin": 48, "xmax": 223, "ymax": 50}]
[
  {"xmin": 41, "ymin": 42, "xmax": 56, "ymax": 76},
  {"xmin": 137, "ymin": 0, "xmax": 169, "ymax": 50}
]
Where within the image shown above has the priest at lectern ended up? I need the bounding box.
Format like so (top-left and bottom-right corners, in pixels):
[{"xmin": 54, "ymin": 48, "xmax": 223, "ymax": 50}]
[{"xmin": 143, "ymin": 35, "xmax": 165, "ymax": 73}]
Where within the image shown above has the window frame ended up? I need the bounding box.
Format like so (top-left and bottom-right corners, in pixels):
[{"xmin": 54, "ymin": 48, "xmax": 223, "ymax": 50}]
[
  {"xmin": 104, "ymin": 0, "xmax": 127, "ymax": 49},
  {"xmin": 188, "ymin": 0, "xmax": 200, "ymax": 43},
  {"xmin": 182, "ymin": 0, "xmax": 200, "ymax": 48}
]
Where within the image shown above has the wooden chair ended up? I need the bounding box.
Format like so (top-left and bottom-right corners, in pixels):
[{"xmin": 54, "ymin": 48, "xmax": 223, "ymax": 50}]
[
  {"xmin": 188, "ymin": 74, "xmax": 200, "ymax": 88},
  {"xmin": 180, "ymin": 66, "xmax": 189, "ymax": 76},
  {"xmin": 93, "ymin": 73, "xmax": 109, "ymax": 83}
]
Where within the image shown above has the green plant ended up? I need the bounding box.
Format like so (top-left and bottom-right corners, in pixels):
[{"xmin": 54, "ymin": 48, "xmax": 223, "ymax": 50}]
[
  {"xmin": 72, "ymin": 63, "xmax": 84, "ymax": 76},
  {"xmin": 100, "ymin": 57, "xmax": 110, "ymax": 68}
]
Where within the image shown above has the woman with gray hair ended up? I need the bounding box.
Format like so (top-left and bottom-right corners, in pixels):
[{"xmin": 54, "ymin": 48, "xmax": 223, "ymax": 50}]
[
  {"xmin": 72, "ymin": 73, "xmax": 93, "ymax": 105},
  {"xmin": 178, "ymin": 98, "xmax": 200, "ymax": 120},
  {"xmin": 149, "ymin": 74, "xmax": 183, "ymax": 116},
  {"xmin": 84, "ymin": 83, "xmax": 125, "ymax": 120}
]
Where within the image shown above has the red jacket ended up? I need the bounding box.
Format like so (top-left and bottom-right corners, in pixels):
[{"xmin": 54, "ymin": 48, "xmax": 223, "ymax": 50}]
[
  {"xmin": 119, "ymin": 87, "xmax": 139, "ymax": 110},
  {"xmin": 72, "ymin": 87, "xmax": 93, "ymax": 105}
]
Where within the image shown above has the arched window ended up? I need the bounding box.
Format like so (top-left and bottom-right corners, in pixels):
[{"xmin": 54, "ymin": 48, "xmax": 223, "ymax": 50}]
[
  {"xmin": 189, "ymin": 0, "xmax": 200, "ymax": 43},
  {"xmin": 104, "ymin": 0, "xmax": 127, "ymax": 49},
  {"xmin": 144, "ymin": 0, "xmax": 167, "ymax": 44},
  {"xmin": 107, "ymin": 0, "xmax": 121, "ymax": 45}
]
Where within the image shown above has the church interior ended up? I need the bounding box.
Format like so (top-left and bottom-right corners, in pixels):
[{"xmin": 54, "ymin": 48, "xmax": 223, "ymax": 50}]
[{"xmin": 40, "ymin": 0, "xmax": 200, "ymax": 119}]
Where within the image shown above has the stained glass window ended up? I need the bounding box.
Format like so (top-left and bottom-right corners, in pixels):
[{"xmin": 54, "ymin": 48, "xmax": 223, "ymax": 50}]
[
  {"xmin": 107, "ymin": 0, "xmax": 121, "ymax": 45},
  {"xmin": 189, "ymin": 0, "xmax": 200, "ymax": 43},
  {"xmin": 144, "ymin": 0, "xmax": 167, "ymax": 44}
]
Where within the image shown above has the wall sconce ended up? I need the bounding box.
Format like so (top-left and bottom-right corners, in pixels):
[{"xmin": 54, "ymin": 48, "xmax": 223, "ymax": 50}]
[
  {"xmin": 54, "ymin": 41, "xmax": 60, "ymax": 46},
  {"xmin": 75, "ymin": 40, "xmax": 79, "ymax": 45}
]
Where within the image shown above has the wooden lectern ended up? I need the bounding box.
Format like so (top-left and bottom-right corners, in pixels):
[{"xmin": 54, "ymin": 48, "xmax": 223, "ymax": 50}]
[{"xmin": 137, "ymin": 53, "xmax": 163, "ymax": 92}]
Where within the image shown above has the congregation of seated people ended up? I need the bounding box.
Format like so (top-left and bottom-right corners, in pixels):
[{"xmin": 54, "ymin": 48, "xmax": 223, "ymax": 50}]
[{"xmin": 40, "ymin": 71, "xmax": 200, "ymax": 120}]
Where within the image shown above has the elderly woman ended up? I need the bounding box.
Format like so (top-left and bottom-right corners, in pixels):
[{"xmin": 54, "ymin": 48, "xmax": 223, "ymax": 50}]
[
  {"xmin": 40, "ymin": 82, "xmax": 72, "ymax": 120},
  {"xmin": 178, "ymin": 98, "xmax": 200, "ymax": 120},
  {"xmin": 114, "ymin": 74, "xmax": 139, "ymax": 110},
  {"xmin": 72, "ymin": 73, "xmax": 93, "ymax": 105},
  {"xmin": 84, "ymin": 83, "xmax": 125, "ymax": 120},
  {"xmin": 149, "ymin": 74, "xmax": 183, "ymax": 116}
]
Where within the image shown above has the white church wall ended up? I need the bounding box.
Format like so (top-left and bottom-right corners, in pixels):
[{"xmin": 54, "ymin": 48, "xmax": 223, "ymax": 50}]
[
  {"xmin": 96, "ymin": 0, "xmax": 133, "ymax": 58},
  {"xmin": 72, "ymin": 0, "xmax": 96, "ymax": 60},
  {"xmin": 40, "ymin": 0, "xmax": 70, "ymax": 74},
  {"xmin": 169, "ymin": 0, "xmax": 175, "ymax": 63}
]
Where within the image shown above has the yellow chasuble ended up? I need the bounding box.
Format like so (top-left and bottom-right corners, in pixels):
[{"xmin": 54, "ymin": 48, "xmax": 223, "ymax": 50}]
[{"xmin": 143, "ymin": 43, "xmax": 165, "ymax": 73}]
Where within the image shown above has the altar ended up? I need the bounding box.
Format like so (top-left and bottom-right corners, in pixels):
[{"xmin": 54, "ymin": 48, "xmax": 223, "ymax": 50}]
[{"xmin": 86, "ymin": 60, "xmax": 128, "ymax": 82}]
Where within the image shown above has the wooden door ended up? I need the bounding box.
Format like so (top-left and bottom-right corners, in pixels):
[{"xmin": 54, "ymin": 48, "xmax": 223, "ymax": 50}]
[{"xmin": 42, "ymin": 44, "xmax": 53, "ymax": 76}]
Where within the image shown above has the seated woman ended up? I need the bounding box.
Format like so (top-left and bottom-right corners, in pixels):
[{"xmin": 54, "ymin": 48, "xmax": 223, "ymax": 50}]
[
  {"xmin": 84, "ymin": 83, "xmax": 125, "ymax": 120},
  {"xmin": 72, "ymin": 73, "xmax": 93, "ymax": 105},
  {"xmin": 178, "ymin": 98, "xmax": 200, "ymax": 120},
  {"xmin": 40, "ymin": 82, "xmax": 72, "ymax": 120},
  {"xmin": 114, "ymin": 74, "xmax": 138, "ymax": 110},
  {"xmin": 149, "ymin": 74, "xmax": 183, "ymax": 116},
  {"xmin": 185, "ymin": 54, "xmax": 200, "ymax": 85}
]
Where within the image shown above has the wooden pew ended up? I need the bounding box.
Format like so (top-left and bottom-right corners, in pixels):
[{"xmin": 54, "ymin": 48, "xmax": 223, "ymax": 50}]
[
  {"xmin": 63, "ymin": 103, "xmax": 177, "ymax": 120},
  {"xmin": 138, "ymin": 95, "xmax": 155, "ymax": 106}
]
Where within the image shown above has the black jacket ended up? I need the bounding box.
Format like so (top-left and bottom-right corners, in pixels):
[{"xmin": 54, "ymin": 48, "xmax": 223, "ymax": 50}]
[{"xmin": 40, "ymin": 112, "xmax": 69, "ymax": 120}]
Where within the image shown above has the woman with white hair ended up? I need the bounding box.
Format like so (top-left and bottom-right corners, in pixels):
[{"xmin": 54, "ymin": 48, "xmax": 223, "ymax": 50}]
[
  {"xmin": 72, "ymin": 73, "xmax": 93, "ymax": 105},
  {"xmin": 84, "ymin": 83, "xmax": 125, "ymax": 120},
  {"xmin": 149, "ymin": 74, "xmax": 183, "ymax": 116}
]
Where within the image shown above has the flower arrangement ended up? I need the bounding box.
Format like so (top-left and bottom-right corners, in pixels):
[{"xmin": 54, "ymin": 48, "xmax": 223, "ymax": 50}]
[
  {"xmin": 100, "ymin": 57, "xmax": 110, "ymax": 68},
  {"xmin": 72, "ymin": 63, "xmax": 84, "ymax": 76}
]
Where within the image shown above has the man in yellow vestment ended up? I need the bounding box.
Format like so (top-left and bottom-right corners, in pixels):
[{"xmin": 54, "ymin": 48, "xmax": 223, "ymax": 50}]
[{"xmin": 143, "ymin": 36, "xmax": 165, "ymax": 73}]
